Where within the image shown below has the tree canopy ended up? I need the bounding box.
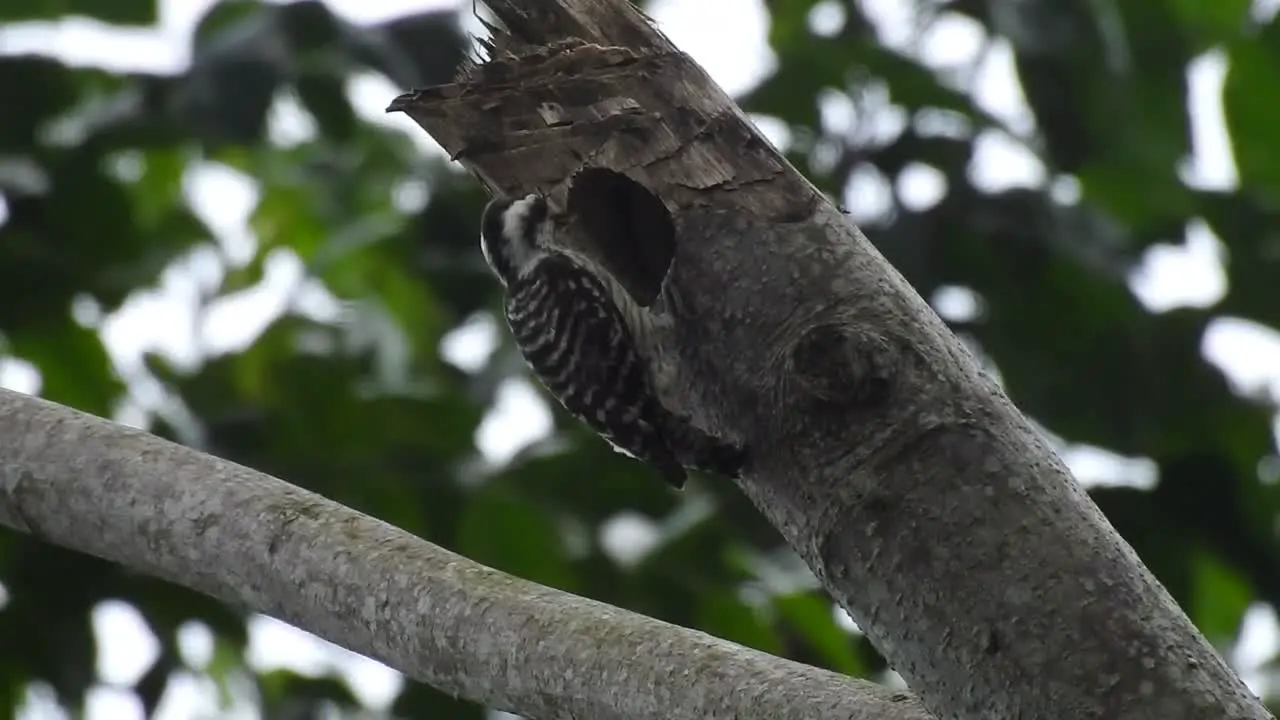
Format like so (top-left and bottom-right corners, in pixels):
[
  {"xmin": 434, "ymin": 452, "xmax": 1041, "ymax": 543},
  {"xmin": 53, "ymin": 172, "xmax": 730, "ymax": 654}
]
[{"xmin": 1, "ymin": 0, "xmax": 1278, "ymax": 717}]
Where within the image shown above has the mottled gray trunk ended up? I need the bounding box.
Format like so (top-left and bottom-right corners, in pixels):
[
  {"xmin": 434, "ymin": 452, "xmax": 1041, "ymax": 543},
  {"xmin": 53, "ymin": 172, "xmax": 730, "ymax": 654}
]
[{"xmin": 389, "ymin": 1, "xmax": 1272, "ymax": 717}]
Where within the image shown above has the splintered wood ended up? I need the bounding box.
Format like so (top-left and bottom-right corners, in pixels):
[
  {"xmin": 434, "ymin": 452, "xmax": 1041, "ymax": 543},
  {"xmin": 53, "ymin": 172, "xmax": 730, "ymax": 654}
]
[{"xmin": 386, "ymin": 38, "xmax": 798, "ymax": 219}]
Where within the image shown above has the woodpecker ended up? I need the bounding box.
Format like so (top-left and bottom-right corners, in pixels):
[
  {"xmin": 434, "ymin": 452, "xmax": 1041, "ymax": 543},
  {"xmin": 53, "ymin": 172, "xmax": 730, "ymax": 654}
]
[{"xmin": 478, "ymin": 192, "xmax": 745, "ymax": 488}]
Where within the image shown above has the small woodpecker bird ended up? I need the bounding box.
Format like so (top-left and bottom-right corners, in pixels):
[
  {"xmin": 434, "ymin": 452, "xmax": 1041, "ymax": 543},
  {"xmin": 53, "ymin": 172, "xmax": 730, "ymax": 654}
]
[{"xmin": 478, "ymin": 192, "xmax": 745, "ymax": 488}]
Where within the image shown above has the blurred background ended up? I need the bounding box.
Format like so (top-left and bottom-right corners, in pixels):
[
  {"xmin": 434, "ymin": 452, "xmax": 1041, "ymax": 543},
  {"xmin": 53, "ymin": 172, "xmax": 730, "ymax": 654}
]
[{"xmin": 2, "ymin": 0, "xmax": 1279, "ymax": 717}]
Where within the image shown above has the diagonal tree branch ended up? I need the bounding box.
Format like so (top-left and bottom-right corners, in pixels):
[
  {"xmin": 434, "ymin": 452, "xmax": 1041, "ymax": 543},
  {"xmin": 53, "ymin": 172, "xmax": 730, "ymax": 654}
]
[
  {"xmin": 0, "ymin": 387, "xmax": 931, "ymax": 720},
  {"xmin": 387, "ymin": 0, "xmax": 1272, "ymax": 717}
]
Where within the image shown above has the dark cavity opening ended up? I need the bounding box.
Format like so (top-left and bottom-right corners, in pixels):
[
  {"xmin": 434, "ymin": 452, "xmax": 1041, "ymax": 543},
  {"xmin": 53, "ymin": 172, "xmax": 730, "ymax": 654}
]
[{"xmin": 566, "ymin": 168, "xmax": 675, "ymax": 307}]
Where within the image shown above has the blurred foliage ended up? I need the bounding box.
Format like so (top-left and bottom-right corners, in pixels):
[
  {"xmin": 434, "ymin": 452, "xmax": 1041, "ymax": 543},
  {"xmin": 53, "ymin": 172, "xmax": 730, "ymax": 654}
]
[{"xmin": 0, "ymin": 0, "xmax": 1278, "ymax": 716}]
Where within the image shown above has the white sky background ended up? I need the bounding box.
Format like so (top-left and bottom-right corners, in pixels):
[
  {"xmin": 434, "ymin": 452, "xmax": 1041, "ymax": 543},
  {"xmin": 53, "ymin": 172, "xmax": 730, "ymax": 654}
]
[{"xmin": 3, "ymin": 0, "xmax": 1280, "ymax": 717}]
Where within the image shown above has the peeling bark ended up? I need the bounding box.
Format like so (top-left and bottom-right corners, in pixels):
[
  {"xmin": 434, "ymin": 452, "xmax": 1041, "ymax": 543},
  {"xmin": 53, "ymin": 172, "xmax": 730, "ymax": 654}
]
[{"xmin": 387, "ymin": 1, "xmax": 1272, "ymax": 717}]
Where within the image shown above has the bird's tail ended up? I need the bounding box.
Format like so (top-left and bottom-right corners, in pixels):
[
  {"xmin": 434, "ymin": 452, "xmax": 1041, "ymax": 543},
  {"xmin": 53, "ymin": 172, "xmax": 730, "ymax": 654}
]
[{"xmin": 655, "ymin": 408, "xmax": 748, "ymax": 480}]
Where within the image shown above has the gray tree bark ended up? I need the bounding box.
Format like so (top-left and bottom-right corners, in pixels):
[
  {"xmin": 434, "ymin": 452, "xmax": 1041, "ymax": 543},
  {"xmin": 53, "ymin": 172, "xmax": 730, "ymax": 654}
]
[
  {"xmin": 388, "ymin": 1, "xmax": 1273, "ymax": 718},
  {"xmin": 0, "ymin": 387, "xmax": 931, "ymax": 720}
]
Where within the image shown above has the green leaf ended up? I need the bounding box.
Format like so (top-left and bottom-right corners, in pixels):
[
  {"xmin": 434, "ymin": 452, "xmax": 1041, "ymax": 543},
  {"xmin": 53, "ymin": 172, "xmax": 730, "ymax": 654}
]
[
  {"xmin": 296, "ymin": 71, "xmax": 358, "ymax": 141},
  {"xmin": 697, "ymin": 591, "xmax": 783, "ymax": 656},
  {"xmin": 276, "ymin": 0, "xmax": 342, "ymax": 54},
  {"xmin": 1196, "ymin": 190, "xmax": 1280, "ymax": 330},
  {"xmin": 457, "ymin": 488, "xmax": 578, "ymax": 591},
  {"xmin": 0, "ymin": 0, "xmax": 155, "ymax": 24},
  {"xmin": 257, "ymin": 670, "xmax": 360, "ymax": 713},
  {"xmin": 392, "ymin": 681, "xmax": 486, "ymax": 719},
  {"xmin": 373, "ymin": 11, "xmax": 470, "ymax": 87},
  {"xmin": 206, "ymin": 636, "xmax": 244, "ymax": 706},
  {"xmin": 0, "ymin": 57, "xmax": 82, "ymax": 153},
  {"xmin": 191, "ymin": 0, "xmax": 269, "ymax": 49},
  {"xmin": 1189, "ymin": 550, "xmax": 1252, "ymax": 649},
  {"xmin": 774, "ymin": 592, "xmax": 861, "ymax": 675},
  {"xmin": 179, "ymin": 0, "xmax": 285, "ymax": 145},
  {"xmin": 5, "ymin": 321, "xmax": 123, "ymax": 417},
  {"xmin": 1167, "ymin": 0, "xmax": 1250, "ymax": 48},
  {"xmin": 1223, "ymin": 30, "xmax": 1280, "ymax": 198},
  {"xmin": 1076, "ymin": 160, "xmax": 1192, "ymax": 231}
]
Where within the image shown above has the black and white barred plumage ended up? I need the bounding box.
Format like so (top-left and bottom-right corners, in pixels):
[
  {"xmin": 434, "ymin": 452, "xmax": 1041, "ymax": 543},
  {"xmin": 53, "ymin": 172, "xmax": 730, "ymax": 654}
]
[{"xmin": 479, "ymin": 193, "xmax": 744, "ymax": 488}]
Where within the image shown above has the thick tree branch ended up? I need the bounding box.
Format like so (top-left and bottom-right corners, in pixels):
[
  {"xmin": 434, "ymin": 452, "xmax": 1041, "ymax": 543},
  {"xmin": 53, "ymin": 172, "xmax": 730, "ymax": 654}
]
[
  {"xmin": 387, "ymin": 0, "xmax": 1271, "ymax": 717},
  {"xmin": 0, "ymin": 388, "xmax": 930, "ymax": 720}
]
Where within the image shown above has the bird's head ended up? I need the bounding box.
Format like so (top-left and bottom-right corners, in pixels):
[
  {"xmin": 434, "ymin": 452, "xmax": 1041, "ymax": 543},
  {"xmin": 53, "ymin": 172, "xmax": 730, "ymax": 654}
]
[{"xmin": 479, "ymin": 193, "xmax": 551, "ymax": 287}]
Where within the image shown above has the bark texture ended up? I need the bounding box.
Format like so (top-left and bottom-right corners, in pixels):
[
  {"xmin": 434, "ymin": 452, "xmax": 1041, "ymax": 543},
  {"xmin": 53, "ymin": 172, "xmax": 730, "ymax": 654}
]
[
  {"xmin": 387, "ymin": 1, "xmax": 1273, "ymax": 718},
  {"xmin": 0, "ymin": 387, "xmax": 930, "ymax": 720}
]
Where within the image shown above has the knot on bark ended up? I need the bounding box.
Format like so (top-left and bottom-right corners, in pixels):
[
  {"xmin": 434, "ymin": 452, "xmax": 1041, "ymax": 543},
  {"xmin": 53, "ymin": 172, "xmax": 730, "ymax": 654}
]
[
  {"xmin": 566, "ymin": 168, "xmax": 675, "ymax": 307},
  {"xmin": 790, "ymin": 324, "xmax": 898, "ymax": 407}
]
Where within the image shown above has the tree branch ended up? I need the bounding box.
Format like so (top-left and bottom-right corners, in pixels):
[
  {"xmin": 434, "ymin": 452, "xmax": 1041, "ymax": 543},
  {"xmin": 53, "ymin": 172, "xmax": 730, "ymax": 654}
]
[
  {"xmin": 387, "ymin": 1, "xmax": 1271, "ymax": 717},
  {"xmin": 0, "ymin": 387, "xmax": 930, "ymax": 720}
]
